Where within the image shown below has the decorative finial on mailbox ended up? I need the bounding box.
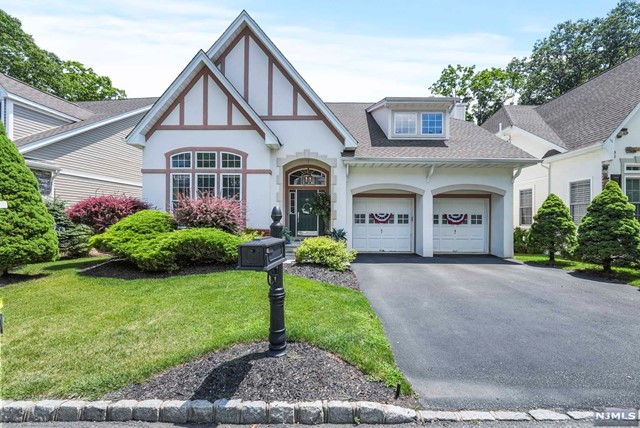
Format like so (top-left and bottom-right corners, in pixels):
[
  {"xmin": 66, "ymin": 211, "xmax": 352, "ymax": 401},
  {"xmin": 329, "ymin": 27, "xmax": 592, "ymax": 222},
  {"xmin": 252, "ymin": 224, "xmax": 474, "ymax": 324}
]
[{"xmin": 271, "ymin": 206, "xmax": 283, "ymax": 222}]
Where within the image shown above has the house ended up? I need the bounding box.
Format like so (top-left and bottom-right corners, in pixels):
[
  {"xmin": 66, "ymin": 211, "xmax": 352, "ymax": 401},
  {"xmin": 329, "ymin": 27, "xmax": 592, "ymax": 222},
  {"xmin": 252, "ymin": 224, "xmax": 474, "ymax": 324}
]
[
  {"xmin": 483, "ymin": 54, "xmax": 640, "ymax": 228},
  {"xmin": 127, "ymin": 11, "xmax": 536, "ymax": 257},
  {"xmin": 0, "ymin": 72, "xmax": 156, "ymax": 203}
]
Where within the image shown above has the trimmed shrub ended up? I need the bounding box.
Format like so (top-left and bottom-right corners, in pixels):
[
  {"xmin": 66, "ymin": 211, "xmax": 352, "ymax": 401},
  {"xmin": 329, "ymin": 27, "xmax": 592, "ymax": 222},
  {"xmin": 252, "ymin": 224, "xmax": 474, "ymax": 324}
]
[
  {"xmin": 513, "ymin": 227, "xmax": 530, "ymax": 254},
  {"xmin": 90, "ymin": 209, "xmax": 176, "ymax": 257},
  {"xmin": 576, "ymin": 180, "xmax": 640, "ymax": 272},
  {"xmin": 0, "ymin": 123, "xmax": 58, "ymax": 273},
  {"xmin": 67, "ymin": 195, "xmax": 151, "ymax": 233},
  {"xmin": 46, "ymin": 198, "xmax": 92, "ymax": 258},
  {"xmin": 173, "ymin": 196, "xmax": 245, "ymax": 233},
  {"xmin": 528, "ymin": 194, "xmax": 576, "ymax": 264},
  {"xmin": 295, "ymin": 236, "xmax": 357, "ymax": 272}
]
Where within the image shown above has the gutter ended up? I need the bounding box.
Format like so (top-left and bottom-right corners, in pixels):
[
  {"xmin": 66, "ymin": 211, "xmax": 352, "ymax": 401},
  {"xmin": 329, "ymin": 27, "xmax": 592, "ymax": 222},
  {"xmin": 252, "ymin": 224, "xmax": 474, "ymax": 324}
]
[
  {"xmin": 342, "ymin": 157, "xmax": 539, "ymax": 167},
  {"xmin": 542, "ymin": 142, "xmax": 603, "ymax": 163}
]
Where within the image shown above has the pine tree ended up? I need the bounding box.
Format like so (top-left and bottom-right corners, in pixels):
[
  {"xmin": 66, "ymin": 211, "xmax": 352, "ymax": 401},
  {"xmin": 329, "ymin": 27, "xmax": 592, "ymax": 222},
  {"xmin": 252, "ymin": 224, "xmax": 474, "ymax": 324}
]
[
  {"xmin": 0, "ymin": 123, "xmax": 58, "ymax": 274},
  {"xmin": 575, "ymin": 180, "xmax": 640, "ymax": 272},
  {"xmin": 528, "ymin": 194, "xmax": 576, "ymax": 265}
]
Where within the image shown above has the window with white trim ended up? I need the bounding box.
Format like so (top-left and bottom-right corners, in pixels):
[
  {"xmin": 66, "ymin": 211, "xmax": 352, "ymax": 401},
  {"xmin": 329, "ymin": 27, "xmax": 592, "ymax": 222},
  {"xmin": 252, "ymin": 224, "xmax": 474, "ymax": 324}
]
[
  {"xmin": 221, "ymin": 174, "xmax": 241, "ymax": 199},
  {"xmin": 570, "ymin": 180, "xmax": 591, "ymax": 224},
  {"xmin": 171, "ymin": 152, "xmax": 191, "ymax": 168},
  {"xmin": 626, "ymin": 178, "xmax": 640, "ymax": 220},
  {"xmin": 196, "ymin": 152, "xmax": 216, "ymax": 168},
  {"xmin": 519, "ymin": 189, "xmax": 533, "ymax": 225},
  {"xmin": 625, "ymin": 164, "xmax": 640, "ymax": 173},
  {"xmin": 421, "ymin": 113, "xmax": 443, "ymax": 135},
  {"xmin": 221, "ymin": 152, "xmax": 242, "ymax": 169},
  {"xmin": 394, "ymin": 112, "xmax": 417, "ymax": 135},
  {"xmin": 32, "ymin": 169, "xmax": 53, "ymax": 198},
  {"xmin": 171, "ymin": 174, "xmax": 191, "ymax": 208},
  {"xmin": 196, "ymin": 174, "xmax": 216, "ymax": 197}
]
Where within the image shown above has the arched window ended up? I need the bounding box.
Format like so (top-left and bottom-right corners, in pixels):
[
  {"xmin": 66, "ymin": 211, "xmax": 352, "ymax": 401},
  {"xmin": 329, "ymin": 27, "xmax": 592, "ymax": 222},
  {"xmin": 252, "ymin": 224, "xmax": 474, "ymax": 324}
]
[
  {"xmin": 289, "ymin": 168, "xmax": 326, "ymax": 186},
  {"xmin": 171, "ymin": 152, "xmax": 191, "ymax": 168}
]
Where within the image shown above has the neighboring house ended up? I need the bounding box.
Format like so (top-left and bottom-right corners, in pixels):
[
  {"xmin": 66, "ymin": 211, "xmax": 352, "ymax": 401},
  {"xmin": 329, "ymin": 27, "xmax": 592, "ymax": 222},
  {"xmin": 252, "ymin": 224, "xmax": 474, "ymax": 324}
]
[
  {"xmin": 128, "ymin": 11, "xmax": 535, "ymax": 257},
  {"xmin": 483, "ymin": 54, "xmax": 640, "ymax": 229},
  {"xmin": 0, "ymin": 72, "xmax": 156, "ymax": 203}
]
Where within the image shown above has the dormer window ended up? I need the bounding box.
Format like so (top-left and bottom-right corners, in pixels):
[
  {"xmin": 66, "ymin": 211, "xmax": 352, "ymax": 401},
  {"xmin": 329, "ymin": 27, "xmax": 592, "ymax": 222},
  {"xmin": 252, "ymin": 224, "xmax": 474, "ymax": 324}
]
[
  {"xmin": 392, "ymin": 111, "xmax": 445, "ymax": 138},
  {"xmin": 421, "ymin": 113, "xmax": 443, "ymax": 135},
  {"xmin": 394, "ymin": 113, "xmax": 417, "ymax": 135}
]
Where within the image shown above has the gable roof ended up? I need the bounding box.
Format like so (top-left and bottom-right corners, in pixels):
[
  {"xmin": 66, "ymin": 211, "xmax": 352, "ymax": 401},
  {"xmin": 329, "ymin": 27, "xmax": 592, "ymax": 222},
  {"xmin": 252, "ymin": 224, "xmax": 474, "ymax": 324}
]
[
  {"xmin": 206, "ymin": 11, "xmax": 358, "ymax": 149},
  {"xmin": 328, "ymin": 103, "xmax": 535, "ymax": 165},
  {"xmin": 126, "ymin": 50, "xmax": 280, "ymax": 149},
  {"xmin": 0, "ymin": 73, "xmax": 93, "ymax": 120},
  {"xmin": 483, "ymin": 53, "xmax": 640, "ymax": 152},
  {"xmin": 16, "ymin": 97, "xmax": 156, "ymax": 152}
]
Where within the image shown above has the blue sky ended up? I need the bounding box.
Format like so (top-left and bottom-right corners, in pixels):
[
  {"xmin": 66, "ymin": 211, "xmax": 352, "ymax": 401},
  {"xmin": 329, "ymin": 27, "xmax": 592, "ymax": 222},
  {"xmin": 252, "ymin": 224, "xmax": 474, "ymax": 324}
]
[{"xmin": 1, "ymin": 0, "xmax": 619, "ymax": 100}]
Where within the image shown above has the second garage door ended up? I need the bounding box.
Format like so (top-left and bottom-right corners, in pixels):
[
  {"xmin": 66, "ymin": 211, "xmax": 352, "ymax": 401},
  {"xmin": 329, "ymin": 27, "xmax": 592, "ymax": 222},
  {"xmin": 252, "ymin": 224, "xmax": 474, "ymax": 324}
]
[
  {"xmin": 353, "ymin": 197, "xmax": 413, "ymax": 252},
  {"xmin": 433, "ymin": 198, "xmax": 489, "ymax": 253}
]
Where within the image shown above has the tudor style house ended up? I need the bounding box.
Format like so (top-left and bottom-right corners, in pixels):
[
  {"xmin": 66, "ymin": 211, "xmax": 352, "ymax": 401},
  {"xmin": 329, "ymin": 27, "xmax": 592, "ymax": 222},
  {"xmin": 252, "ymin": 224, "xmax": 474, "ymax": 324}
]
[
  {"xmin": 483, "ymin": 54, "xmax": 640, "ymax": 228},
  {"xmin": 0, "ymin": 72, "xmax": 155, "ymax": 202},
  {"xmin": 128, "ymin": 11, "xmax": 536, "ymax": 257}
]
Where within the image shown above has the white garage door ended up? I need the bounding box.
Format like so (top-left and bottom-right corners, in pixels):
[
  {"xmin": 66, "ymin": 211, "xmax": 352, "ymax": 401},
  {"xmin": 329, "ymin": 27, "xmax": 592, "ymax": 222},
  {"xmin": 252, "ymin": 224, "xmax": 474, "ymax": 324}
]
[
  {"xmin": 353, "ymin": 198, "xmax": 413, "ymax": 252},
  {"xmin": 433, "ymin": 198, "xmax": 488, "ymax": 254}
]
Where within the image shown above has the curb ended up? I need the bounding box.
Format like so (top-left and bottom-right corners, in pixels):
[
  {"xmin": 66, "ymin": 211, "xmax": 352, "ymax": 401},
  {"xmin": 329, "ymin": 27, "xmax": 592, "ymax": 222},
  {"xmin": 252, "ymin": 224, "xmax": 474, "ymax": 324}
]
[{"xmin": 0, "ymin": 400, "xmax": 598, "ymax": 424}]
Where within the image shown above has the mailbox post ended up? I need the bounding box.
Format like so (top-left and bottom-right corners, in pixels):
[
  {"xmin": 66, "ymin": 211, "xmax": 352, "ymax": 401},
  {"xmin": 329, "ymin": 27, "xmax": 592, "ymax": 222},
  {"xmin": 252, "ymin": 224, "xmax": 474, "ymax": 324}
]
[{"xmin": 238, "ymin": 207, "xmax": 287, "ymax": 357}]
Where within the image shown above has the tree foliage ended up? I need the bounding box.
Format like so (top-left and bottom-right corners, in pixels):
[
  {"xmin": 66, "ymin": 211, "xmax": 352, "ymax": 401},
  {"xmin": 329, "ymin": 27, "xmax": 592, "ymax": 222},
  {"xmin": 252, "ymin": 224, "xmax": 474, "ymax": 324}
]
[
  {"xmin": 45, "ymin": 198, "xmax": 92, "ymax": 258},
  {"xmin": 0, "ymin": 123, "xmax": 58, "ymax": 274},
  {"xmin": 429, "ymin": 1, "xmax": 640, "ymax": 112},
  {"xmin": 0, "ymin": 9, "xmax": 126, "ymax": 101},
  {"xmin": 575, "ymin": 181, "xmax": 640, "ymax": 272},
  {"xmin": 528, "ymin": 194, "xmax": 576, "ymax": 265}
]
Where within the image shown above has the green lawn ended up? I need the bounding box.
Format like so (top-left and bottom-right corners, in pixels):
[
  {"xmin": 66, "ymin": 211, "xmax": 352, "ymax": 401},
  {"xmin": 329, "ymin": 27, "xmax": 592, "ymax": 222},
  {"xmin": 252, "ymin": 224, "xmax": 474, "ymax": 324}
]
[
  {"xmin": 514, "ymin": 254, "xmax": 640, "ymax": 287},
  {"xmin": 0, "ymin": 258, "xmax": 408, "ymax": 399}
]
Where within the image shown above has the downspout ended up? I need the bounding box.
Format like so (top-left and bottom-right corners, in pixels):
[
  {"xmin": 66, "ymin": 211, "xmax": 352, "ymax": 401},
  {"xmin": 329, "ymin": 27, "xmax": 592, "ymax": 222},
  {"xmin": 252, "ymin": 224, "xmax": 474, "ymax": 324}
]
[
  {"xmin": 426, "ymin": 165, "xmax": 435, "ymax": 182},
  {"xmin": 541, "ymin": 162, "xmax": 551, "ymax": 194}
]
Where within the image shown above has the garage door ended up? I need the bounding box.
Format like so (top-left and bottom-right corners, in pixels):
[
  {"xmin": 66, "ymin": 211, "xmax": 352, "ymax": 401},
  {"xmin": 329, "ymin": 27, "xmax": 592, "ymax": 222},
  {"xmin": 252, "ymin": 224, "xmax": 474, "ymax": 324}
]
[
  {"xmin": 353, "ymin": 198, "xmax": 413, "ymax": 252},
  {"xmin": 433, "ymin": 198, "xmax": 488, "ymax": 253}
]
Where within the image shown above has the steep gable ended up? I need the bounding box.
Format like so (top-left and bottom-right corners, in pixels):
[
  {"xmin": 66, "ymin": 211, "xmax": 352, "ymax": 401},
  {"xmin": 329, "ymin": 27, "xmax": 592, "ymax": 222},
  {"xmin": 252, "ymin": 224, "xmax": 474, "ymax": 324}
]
[
  {"xmin": 127, "ymin": 50, "xmax": 279, "ymax": 148},
  {"xmin": 206, "ymin": 11, "xmax": 357, "ymax": 149}
]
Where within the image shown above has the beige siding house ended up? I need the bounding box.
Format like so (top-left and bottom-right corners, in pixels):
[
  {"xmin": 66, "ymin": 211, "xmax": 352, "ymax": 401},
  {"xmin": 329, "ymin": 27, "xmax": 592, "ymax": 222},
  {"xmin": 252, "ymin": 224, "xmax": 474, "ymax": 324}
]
[{"xmin": 0, "ymin": 73, "xmax": 156, "ymax": 204}]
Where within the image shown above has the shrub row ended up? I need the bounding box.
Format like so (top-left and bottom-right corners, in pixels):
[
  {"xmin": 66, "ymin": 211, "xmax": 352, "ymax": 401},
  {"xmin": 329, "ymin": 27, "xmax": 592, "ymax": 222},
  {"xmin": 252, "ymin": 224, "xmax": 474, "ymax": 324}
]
[{"xmin": 91, "ymin": 210, "xmax": 244, "ymax": 272}]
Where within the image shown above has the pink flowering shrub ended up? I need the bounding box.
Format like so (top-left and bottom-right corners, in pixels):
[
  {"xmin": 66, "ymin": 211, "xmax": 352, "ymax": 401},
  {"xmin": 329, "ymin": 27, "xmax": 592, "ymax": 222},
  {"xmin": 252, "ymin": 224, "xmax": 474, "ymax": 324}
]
[
  {"xmin": 173, "ymin": 196, "xmax": 245, "ymax": 233},
  {"xmin": 66, "ymin": 195, "xmax": 151, "ymax": 233}
]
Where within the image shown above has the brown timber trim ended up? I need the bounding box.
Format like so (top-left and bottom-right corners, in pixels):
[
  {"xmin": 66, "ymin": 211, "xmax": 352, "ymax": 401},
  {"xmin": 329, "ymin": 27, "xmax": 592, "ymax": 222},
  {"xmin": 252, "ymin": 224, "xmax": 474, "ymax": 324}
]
[
  {"xmin": 153, "ymin": 125, "xmax": 254, "ymax": 131},
  {"xmin": 260, "ymin": 115, "xmax": 321, "ymax": 121},
  {"xmin": 293, "ymin": 89, "xmax": 298, "ymax": 115},
  {"xmin": 433, "ymin": 194, "xmax": 491, "ymax": 199}
]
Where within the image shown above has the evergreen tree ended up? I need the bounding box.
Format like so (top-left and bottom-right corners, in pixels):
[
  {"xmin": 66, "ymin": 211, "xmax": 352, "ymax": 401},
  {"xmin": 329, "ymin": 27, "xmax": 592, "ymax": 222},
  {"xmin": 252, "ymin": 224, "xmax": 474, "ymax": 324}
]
[
  {"xmin": 528, "ymin": 194, "xmax": 576, "ymax": 265},
  {"xmin": 575, "ymin": 180, "xmax": 640, "ymax": 272},
  {"xmin": 0, "ymin": 123, "xmax": 58, "ymax": 274}
]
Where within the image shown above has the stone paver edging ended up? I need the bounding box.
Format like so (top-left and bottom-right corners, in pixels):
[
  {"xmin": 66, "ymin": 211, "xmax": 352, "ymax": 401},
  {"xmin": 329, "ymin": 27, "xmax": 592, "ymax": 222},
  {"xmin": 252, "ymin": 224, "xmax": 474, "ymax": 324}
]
[{"xmin": 0, "ymin": 399, "xmax": 597, "ymax": 424}]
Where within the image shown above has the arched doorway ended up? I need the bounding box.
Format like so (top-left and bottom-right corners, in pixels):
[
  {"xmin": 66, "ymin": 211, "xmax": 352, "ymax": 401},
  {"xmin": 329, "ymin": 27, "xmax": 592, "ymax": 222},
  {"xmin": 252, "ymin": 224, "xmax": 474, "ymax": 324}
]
[{"xmin": 285, "ymin": 165, "xmax": 330, "ymax": 237}]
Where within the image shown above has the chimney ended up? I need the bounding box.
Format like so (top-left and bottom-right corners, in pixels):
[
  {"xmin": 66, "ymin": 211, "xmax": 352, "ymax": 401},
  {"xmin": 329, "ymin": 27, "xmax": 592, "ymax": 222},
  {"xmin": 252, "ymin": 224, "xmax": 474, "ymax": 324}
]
[{"xmin": 451, "ymin": 102, "xmax": 467, "ymax": 120}]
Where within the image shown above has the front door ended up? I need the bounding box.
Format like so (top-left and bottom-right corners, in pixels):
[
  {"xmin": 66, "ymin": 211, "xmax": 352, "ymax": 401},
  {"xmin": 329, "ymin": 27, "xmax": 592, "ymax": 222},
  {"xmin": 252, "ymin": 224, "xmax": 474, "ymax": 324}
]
[{"xmin": 297, "ymin": 190, "xmax": 319, "ymax": 236}]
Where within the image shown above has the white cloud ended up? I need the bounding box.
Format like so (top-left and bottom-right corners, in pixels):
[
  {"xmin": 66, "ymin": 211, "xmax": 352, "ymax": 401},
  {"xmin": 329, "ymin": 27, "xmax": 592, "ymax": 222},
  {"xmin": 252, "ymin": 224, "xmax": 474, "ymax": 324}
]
[{"xmin": 4, "ymin": 1, "xmax": 528, "ymax": 101}]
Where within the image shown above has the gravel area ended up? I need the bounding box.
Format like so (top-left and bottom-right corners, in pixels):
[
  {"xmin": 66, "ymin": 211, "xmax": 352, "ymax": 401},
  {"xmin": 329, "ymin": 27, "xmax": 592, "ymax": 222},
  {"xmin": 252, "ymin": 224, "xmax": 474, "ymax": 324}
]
[
  {"xmin": 103, "ymin": 341, "xmax": 417, "ymax": 408},
  {"xmin": 284, "ymin": 263, "xmax": 359, "ymax": 290},
  {"xmin": 79, "ymin": 259, "xmax": 235, "ymax": 280}
]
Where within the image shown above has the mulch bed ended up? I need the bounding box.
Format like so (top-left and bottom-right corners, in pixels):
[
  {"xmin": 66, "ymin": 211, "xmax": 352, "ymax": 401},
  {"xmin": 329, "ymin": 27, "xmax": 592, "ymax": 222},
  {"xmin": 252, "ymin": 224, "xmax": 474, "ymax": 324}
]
[
  {"xmin": 80, "ymin": 258, "xmax": 359, "ymax": 290},
  {"xmin": 284, "ymin": 263, "xmax": 359, "ymax": 290},
  {"xmin": 0, "ymin": 273, "xmax": 47, "ymax": 287},
  {"xmin": 103, "ymin": 341, "xmax": 417, "ymax": 408}
]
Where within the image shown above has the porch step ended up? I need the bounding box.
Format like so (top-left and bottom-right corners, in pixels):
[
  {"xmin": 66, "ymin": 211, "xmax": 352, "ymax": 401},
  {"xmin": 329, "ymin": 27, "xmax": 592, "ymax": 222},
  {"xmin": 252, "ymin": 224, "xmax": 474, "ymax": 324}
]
[{"xmin": 285, "ymin": 239, "xmax": 303, "ymax": 260}]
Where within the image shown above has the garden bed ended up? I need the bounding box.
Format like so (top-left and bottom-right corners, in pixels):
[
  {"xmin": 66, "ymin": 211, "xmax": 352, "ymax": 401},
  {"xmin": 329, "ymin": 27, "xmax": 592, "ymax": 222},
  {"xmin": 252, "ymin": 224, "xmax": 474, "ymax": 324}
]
[
  {"xmin": 80, "ymin": 258, "xmax": 234, "ymax": 280},
  {"xmin": 284, "ymin": 263, "xmax": 359, "ymax": 290},
  {"xmin": 104, "ymin": 341, "xmax": 417, "ymax": 408}
]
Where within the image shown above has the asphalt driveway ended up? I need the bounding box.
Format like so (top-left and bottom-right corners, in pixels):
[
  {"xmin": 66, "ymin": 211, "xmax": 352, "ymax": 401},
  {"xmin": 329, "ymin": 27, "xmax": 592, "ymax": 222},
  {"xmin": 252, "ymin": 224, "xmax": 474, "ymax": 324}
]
[{"xmin": 352, "ymin": 254, "xmax": 640, "ymax": 410}]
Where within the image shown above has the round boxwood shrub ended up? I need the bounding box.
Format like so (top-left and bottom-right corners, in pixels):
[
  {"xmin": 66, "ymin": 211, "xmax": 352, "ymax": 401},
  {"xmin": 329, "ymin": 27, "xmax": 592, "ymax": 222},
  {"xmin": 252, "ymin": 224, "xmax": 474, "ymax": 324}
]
[
  {"xmin": 295, "ymin": 236, "xmax": 357, "ymax": 271},
  {"xmin": 0, "ymin": 123, "xmax": 58, "ymax": 274}
]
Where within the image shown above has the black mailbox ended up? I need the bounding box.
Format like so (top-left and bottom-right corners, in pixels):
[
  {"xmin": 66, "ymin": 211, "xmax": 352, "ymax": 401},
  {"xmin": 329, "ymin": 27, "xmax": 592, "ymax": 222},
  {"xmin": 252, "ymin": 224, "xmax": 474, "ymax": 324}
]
[{"xmin": 238, "ymin": 237, "xmax": 286, "ymax": 271}]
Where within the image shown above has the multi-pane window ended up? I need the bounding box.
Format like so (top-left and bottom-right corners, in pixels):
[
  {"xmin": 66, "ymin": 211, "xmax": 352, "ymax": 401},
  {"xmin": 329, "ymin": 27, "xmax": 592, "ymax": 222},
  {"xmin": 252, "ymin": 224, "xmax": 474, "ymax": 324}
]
[
  {"xmin": 470, "ymin": 214, "xmax": 483, "ymax": 225},
  {"xmin": 32, "ymin": 169, "xmax": 53, "ymax": 197},
  {"xmin": 171, "ymin": 152, "xmax": 191, "ymax": 168},
  {"xmin": 397, "ymin": 214, "xmax": 410, "ymax": 224},
  {"xmin": 221, "ymin": 152, "xmax": 242, "ymax": 169},
  {"xmin": 421, "ymin": 113, "xmax": 443, "ymax": 135},
  {"xmin": 394, "ymin": 113, "xmax": 417, "ymax": 135},
  {"xmin": 354, "ymin": 214, "xmax": 366, "ymax": 224},
  {"xmin": 221, "ymin": 174, "xmax": 241, "ymax": 199},
  {"xmin": 289, "ymin": 169, "xmax": 326, "ymax": 186},
  {"xmin": 570, "ymin": 180, "xmax": 591, "ymax": 224},
  {"xmin": 626, "ymin": 178, "xmax": 640, "ymax": 220},
  {"xmin": 519, "ymin": 189, "xmax": 533, "ymax": 225},
  {"xmin": 171, "ymin": 174, "xmax": 191, "ymax": 207},
  {"xmin": 196, "ymin": 174, "xmax": 216, "ymax": 197},
  {"xmin": 433, "ymin": 214, "xmax": 439, "ymax": 225},
  {"xmin": 196, "ymin": 152, "xmax": 216, "ymax": 168},
  {"xmin": 289, "ymin": 191, "xmax": 296, "ymax": 214}
]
